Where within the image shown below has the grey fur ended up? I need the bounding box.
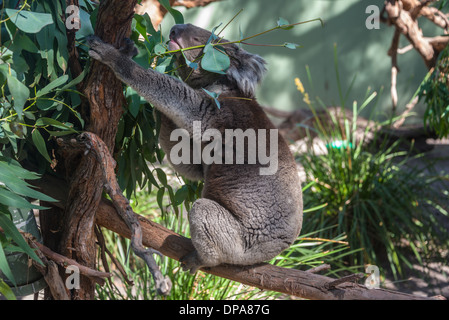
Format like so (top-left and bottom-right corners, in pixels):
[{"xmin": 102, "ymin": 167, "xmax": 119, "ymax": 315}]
[{"xmin": 87, "ymin": 24, "xmax": 303, "ymax": 274}]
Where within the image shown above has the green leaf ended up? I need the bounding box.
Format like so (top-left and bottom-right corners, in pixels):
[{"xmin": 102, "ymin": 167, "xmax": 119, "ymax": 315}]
[
  {"xmin": 0, "ymin": 188, "xmax": 47, "ymax": 210},
  {"xmin": 32, "ymin": 129, "xmax": 52, "ymax": 163},
  {"xmin": 155, "ymin": 168, "xmax": 168, "ymax": 187},
  {"xmin": 36, "ymin": 75, "xmax": 69, "ymax": 97},
  {"xmin": 182, "ymin": 52, "xmax": 199, "ymax": 70},
  {"xmin": 277, "ymin": 17, "xmax": 294, "ymax": 30},
  {"xmin": 0, "ymin": 212, "xmax": 43, "ymax": 266},
  {"xmin": 158, "ymin": 0, "xmax": 184, "ymax": 24},
  {"xmin": 201, "ymin": 43, "xmax": 230, "ymax": 75},
  {"xmin": 36, "ymin": 22, "xmax": 56, "ymax": 78},
  {"xmin": 9, "ymin": 33, "xmax": 39, "ymax": 53},
  {"xmin": 156, "ymin": 187, "xmax": 165, "ymax": 212},
  {"xmin": 6, "ymin": 75, "xmax": 30, "ymax": 119},
  {"xmin": 58, "ymin": 69, "xmax": 86, "ymax": 93},
  {"xmin": 5, "ymin": 9, "xmax": 53, "ymax": 34},
  {"xmin": 154, "ymin": 43, "xmax": 167, "ymax": 55},
  {"xmin": 0, "ymin": 172, "xmax": 56, "ymax": 203},
  {"xmin": 284, "ymin": 42, "xmax": 301, "ymax": 50},
  {"xmin": 0, "ymin": 279, "xmax": 16, "ymax": 300},
  {"xmin": 174, "ymin": 185, "xmax": 189, "ymax": 206},
  {"xmin": 35, "ymin": 117, "xmax": 77, "ymax": 133},
  {"xmin": 133, "ymin": 13, "xmax": 153, "ymax": 43},
  {"xmin": 0, "ymin": 242, "xmax": 15, "ymax": 286},
  {"xmin": 206, "ymin": 24, "xmax": 222, "ymax": 44},
  {"xmin": 0, "ymin": 159, "xmax": 40, "ymax": 180},
  {"xmin": 202, "ymin": 88, "xmax": 221, "ymax": 109}
]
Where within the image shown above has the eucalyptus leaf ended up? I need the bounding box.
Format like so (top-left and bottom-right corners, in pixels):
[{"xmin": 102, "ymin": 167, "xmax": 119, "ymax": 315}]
[
  {"xmin": 0, "ymin": 279, "xmax": 16, "ymax": 300},
  {"xmin": 201, "ymin": 43, "xmax": 230, "ymax": 75},
  {"xmin": 156, "ymin": 187, "xmax": 165, "ymax": 212},
  {"xmin": 158, "ymin": 0, "xmax": 184, "ymax": 24},
  {"xmin": 0, "ymin": 188, "xmax": 47, "ymax": 210},
  {"xmin": 9, "ymin": 33, "xmax": 39, "ymax": 53},
  {"xmin": 182, "ymin": 52, "xmax": 199, "ymax": 70},
  {"xmin": 284, "ymin": 42, "xmax": 301, "ymax": 50},
  {"xmin": 0, "ymin": 242, "xmax": 15, "ymax": 286},
  {"xmin": 0, "ymin": 159, "xmax": 40, "ymax": 180},
  {"xmin": 0, "ymin": 212, "xmax": 43, "ymax": 266},
  {"xmin": 31, "ymin": 129, "xmax": 52, "ymax": 163},
  {"xmin": 36, "ymin": 75, "xmax": 69, "ymax": 97},
  {"xmin": 202, "ymin": 88, "xmax": 221, "ymax": 109},
  {"xmin": 36, "ymin": 22, "xmax": 56, "ymax": 78},
  {"xmin": 6, "ymin": 75, "xmax": 29, "ymax": 119},
  {"xmin": 0, "ymin": 172, "xmax": 56, "ymax": 203},
  {"xmin": 277, "ymin": 17, "xmax": 294, "ymax": 30},
  {"xmin": 174, "ymin": 185, "xmax": 189, "ymax": 206},
  {"xmin": 155, "ymin": 168, "xmax": 168, "ymax": 187},
  {"xmin": 35, "ymin": 117, "xmax": 77, "ymax": 132},
  {"xmin": 5, "ymin": 9, "xmax": 53, "ymax": 34},
  {"xmin": 154, "ymin": 43, "xmax": 167, "ymax": 55}
]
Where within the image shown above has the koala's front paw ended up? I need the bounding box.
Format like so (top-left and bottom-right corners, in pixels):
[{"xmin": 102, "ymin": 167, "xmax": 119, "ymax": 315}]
[
  {"xmin": 180, "ymin": 251, "xmax": 203, "ymax": 275},
  {"xmin": 87, "ymin": 35, "xmax": 115, "ymax": 63},
  {"xmin": 119, "ymin": 38, "xmax": 139, "ymax": 58}
]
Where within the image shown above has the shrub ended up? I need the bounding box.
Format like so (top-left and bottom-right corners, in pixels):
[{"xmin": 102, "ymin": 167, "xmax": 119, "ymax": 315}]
[{"xmin": 294, "ymin": 50, "xmax": 449, "ymax": 278}]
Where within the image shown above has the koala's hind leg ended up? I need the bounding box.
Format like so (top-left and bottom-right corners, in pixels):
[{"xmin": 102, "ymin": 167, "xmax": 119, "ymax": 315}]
[{"xmin": 181, "ymin": 198, "xmax": 245, "ymax": 274}]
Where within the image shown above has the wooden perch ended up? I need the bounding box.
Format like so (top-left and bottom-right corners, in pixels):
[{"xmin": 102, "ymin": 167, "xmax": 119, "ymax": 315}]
[
  {"xmin": 31, "ymin": 157, "xmax": 439, "ymax": 300},
  {"xmin": 29, "ymin": 237, "xmax": 112, "ymax": 285},
  {"xmin": 0, "ymin": 226, "xmax": 112, "ymax": 299}
]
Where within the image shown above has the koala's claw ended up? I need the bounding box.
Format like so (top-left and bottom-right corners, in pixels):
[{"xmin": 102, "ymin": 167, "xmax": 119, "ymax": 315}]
[
  {"xmin": 86, "ymin": 35, "xmax": 108, "ymax": 61},
  {"xmin": 180, "ymin": 251, "xmax": 202, "ymax": 275},
  {"xmin": 119, "ymin": 38, "xmax": 139, "ymax": 57},
  {"xmin": 86, "ymin": 35, "xmax": 137, "ymax": 62}
]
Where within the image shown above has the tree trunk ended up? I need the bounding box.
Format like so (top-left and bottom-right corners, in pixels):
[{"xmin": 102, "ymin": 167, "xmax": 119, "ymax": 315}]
[{"xmin": 57, "ymin": 0, "xmax": 137, "ymax": 299}]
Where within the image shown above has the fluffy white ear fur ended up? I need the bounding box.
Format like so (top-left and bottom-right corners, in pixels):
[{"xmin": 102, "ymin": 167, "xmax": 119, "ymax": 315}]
[{"xmin": 226, "ymin": 48, "xmax": 267, "ymax": 97}]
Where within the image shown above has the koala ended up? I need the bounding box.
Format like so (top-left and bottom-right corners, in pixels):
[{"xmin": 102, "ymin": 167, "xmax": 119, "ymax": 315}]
[{"xmin": 87, "ymin": 23, "xmax": 303, "ymax": 274}]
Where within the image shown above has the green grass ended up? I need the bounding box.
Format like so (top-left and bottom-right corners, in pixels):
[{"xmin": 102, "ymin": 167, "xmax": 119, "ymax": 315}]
[{"xmin": 294, "ymin": 52, "xmax": 449, "ymax": 278}]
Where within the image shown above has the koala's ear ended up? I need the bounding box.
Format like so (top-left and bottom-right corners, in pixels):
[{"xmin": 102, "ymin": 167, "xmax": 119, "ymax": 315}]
[{"xmin": 226, "ymin": 46, "xmax": 267, "ymax": 97}]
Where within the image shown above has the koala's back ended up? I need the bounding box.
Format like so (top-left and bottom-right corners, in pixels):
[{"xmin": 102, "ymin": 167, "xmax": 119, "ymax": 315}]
[{"xmin": 202, "ymin": 98, "xmax": 303, "ymax": 251}]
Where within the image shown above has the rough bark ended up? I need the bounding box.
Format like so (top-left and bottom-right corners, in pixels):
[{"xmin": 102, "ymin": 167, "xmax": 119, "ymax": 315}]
[
  {"xmin": 57, "ymin": 0, "xmax": 137, "ymax": 299},
  {"xmin": 57, "ymin": 132, "xmax": 172, "ymax": 295}
]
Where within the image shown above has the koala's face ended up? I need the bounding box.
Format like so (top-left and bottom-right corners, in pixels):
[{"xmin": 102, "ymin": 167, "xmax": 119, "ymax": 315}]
[
  {"xmin": 169, "ymin": 23, "xmax": 228, "ymax": 87},
  {"xmin": 168, "ymin": 24, "xmax": 267, "ymax": 97}
]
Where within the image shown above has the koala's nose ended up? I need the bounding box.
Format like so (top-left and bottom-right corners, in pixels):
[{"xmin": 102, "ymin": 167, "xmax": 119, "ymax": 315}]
[{"xmin": 169, "ymin": 24, "xmax": 189, "ymax": 40}]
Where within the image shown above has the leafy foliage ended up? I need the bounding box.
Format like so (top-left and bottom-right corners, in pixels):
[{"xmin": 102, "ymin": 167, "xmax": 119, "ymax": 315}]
[
  {"xmin": 0, "ymin": 0, "xmax": 356, "ymax": 300},
  {"xmin": 0, "ymin": 157, "xmax": 53, "ymax": 297},
  {"xmin": 419, "ymin": 45, "xmax": 449, "ymax": 138},
  {"xmin": 295, "ymin": 50, "xmax": 449, "ymax": 278}
]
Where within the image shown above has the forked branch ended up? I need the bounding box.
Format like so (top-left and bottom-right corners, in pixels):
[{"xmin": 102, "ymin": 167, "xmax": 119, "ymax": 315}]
[{"xmin": 56, "ymin": 133, "xmax": 172, "ymax": 296}]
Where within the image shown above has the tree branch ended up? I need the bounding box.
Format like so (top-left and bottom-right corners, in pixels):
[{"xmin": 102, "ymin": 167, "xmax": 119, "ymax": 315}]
[
  {"xmin": 381, "ymin": 0, "xmax": 449, "ymax": 114},
  {"xmin": 31, "ymin": 172, "xmax": 439, "ymax": 300},
  {"xmin": 388, "ymin": 27, "xmax": 401, "ymax": 110},
  {"xmin": 57, "ymin": 133, "xmax": 172, "ymax": 296}
]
